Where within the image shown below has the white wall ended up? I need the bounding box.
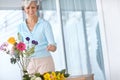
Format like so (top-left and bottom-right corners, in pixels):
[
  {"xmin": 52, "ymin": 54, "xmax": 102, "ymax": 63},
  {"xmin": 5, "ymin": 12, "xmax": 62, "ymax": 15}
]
[
  {"xmin": 96, "ymin": 0, "xmax": 120, "ymax": 80},
  {"xmin": 0, "ymin": 53, "xmax": 21, "ymax": 80}
]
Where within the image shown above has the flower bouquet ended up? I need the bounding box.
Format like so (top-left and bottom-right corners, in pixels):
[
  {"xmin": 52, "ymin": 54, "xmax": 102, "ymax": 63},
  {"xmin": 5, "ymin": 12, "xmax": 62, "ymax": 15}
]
[
  {"xmin": 0, "ymin": 33, "xmax": 70, "ymax": 80},
  {"xmin": 7, "ymin": 33, "xmax": 38, "ymax": 72},
  {"xmin": 0, "ymin": 33, "xmax": 38, "ymax": 77}
]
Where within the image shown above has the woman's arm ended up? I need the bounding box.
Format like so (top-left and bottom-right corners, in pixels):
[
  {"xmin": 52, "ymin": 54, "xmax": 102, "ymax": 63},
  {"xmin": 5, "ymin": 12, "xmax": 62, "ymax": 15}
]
[{"xmin": 44, "ymin": 21, "xmax": 57, "ymax": 52}]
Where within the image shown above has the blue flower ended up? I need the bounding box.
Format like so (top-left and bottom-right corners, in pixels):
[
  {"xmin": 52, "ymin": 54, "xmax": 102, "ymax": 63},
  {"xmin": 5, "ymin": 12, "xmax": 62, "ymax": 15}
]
[
  {"xmin": 32, "ymin": 40, "xmax": 38, "ymax": 45},
  {"xmin": 26, "ymin": 37, "xmax": 30, "ymax": 41},
  {"xmin": 32, "ymin": 40, "xmax": 36, "ymax": 44},
  {"xmin": 35, "ymin": 41, "xmax": 38, "ymax": 45}
]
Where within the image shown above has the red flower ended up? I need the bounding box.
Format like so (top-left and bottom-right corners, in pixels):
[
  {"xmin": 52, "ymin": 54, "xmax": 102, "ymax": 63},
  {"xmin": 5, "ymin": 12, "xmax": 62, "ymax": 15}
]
[{"xmin": 16, "ymin": 42, "xmax": 26, "ymax": 51}]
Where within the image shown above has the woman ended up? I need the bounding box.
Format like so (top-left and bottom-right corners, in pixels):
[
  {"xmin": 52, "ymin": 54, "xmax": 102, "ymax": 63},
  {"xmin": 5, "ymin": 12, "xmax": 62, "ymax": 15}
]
[{"xmin": 18, "ymin": 0, "xmax": 56, "ymax": 74}]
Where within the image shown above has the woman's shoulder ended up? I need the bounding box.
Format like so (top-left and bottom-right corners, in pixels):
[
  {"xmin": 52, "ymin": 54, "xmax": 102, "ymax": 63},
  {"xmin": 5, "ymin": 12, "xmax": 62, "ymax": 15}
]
[{"xmin": 38, "ymin": 18, "xmax": 50, "ymax": 24}]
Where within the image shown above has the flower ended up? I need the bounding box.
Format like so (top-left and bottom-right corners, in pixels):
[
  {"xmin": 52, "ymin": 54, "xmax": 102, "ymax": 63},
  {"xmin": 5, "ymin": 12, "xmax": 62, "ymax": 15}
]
[
  {"xmin": 23, "ymin": 69, "xmax": 69, "ymax": 80},
  {"xmin": 35, "ymin": 77, "xmax": 42, "ymax": 80},
  {"xmin": 26, "ymin": 37, "xmax": 30, "ymax": 41},
  {"xmin": 9, "ymin": 33, "xmax": 38, "ymax": 70},
  {"xmin": 0, "ymin": 42, "xmax": 9, "ymax": 54},
  {"xmin": 32, "ymin": 40, "xmax": 38, "ymax": 45},
  {"xmin": 7, "ymin": 37, "xmax": 16, "ymax": 45},
  {"xmin": 16, "ymin": 42, "xmax": 26, "ymax": 51}
]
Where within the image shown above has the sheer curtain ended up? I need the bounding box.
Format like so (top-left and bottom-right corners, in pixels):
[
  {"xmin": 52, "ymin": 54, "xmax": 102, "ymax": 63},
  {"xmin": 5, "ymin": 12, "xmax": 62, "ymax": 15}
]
[{"xmin": 58, "ymin": 0, "xmax": 106, "ymax": 80}]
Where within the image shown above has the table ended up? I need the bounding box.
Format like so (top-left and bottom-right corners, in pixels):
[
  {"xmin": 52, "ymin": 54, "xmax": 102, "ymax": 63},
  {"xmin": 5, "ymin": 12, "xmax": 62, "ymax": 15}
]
[{"xmin": 67, "ymin": 74, "xmax": 94, "ymax": 80}]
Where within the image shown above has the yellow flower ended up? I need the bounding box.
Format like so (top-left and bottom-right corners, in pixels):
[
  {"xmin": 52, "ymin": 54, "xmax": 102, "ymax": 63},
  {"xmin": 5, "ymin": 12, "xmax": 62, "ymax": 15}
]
[
  {"xmin": 7, "ymin": 37, "xmax": 16, "ymax": 45},
  {"xmin": 44, "ymin": 73, "xmax": 50, "ymax": 79},
  {"xmin": 56, "ymin": 73, "xmax": 61, "ymax": 79},
  {"xmin": 60, "ymin": 74, "xmax": 65, "ymax": 80},
  {"xmin": 51, "ymin": 72, "xmax": 56, "ymax": 78}
]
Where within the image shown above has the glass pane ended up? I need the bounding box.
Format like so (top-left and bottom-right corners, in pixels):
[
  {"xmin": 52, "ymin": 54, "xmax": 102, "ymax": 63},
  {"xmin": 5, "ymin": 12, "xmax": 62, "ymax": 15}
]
[
  {"xmin": 0, "ymin": 10, "xmax": 23, "ymax": 80},
  {"xmin": 0, "ymin": 10, "xmax": 23, "ymax": 42},
  {"xmin": 85, "ymin": 11, "xmax": 105, "ymax": 80},
  {"xmin": 59, "ymin": 0, "xmax": 106, "ymax": 80},
  {"xmin": 61, "ymin": 11, "xmax": 88, "ymax": 75}
]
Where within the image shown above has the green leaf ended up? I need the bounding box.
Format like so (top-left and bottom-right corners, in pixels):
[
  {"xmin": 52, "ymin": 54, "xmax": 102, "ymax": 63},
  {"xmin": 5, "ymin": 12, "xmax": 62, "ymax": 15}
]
[
  {"xmin": 23, "ymin": 70, "xmax": 28, "ymax": 73},
  {"xmin": 10, "ymin": 57, "xmax": 16, "ymax": 64},
  {"xmin": 17, "ymin": 32, "xmax": 22, "ymax": 42},
  {"xmin": 61, "ymin": 69, "xmax": 66, "ymax": 74},
  {"xmin": 23, "ymin": 74, "xmax": 30, "ymax": 80},
  {"xmin": 25, "ymin": 47, "xmax": 35, "ymax": 57},
  {"xmin": 35, "ymin": 73, "xmax": 41, "ymax": 77}
]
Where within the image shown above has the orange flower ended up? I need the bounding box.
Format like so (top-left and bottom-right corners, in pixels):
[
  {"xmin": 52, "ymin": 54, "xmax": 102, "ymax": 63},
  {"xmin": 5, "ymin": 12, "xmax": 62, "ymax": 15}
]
[{"xmin": 7, "ymin": 37, "xmax": 16, "ymax": 45}]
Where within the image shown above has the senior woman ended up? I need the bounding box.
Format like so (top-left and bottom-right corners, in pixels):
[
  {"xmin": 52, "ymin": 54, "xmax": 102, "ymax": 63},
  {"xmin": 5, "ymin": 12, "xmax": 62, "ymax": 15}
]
[{"xmin": 18, "ymin": 0, "xmax": 56, "ymax": 74}]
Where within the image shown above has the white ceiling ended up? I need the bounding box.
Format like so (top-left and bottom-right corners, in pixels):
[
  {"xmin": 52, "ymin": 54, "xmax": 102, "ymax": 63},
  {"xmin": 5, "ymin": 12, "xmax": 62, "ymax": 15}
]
[{"xmin": 0, "ymin": 0, "xmax": 21, "ymax": 9}]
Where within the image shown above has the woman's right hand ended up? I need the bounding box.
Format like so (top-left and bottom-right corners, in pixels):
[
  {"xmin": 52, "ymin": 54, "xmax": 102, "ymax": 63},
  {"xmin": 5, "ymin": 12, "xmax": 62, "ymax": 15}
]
[{"xmin": 47, "ymin": 44, "xmax": 56, "ymax": 52}]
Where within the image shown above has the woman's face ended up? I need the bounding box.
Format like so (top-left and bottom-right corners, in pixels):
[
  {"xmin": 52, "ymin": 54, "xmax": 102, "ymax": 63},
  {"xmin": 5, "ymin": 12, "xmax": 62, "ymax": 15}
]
[{"xmin": 24, "ymin": 1, "xmax": 38, "ymax": 18}]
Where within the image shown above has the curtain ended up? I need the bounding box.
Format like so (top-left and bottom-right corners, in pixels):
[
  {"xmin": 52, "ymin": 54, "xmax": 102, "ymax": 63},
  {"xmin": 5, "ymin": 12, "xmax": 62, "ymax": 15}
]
[{"xmin": 58, "ymin": 0, "xmax": 106, "ymax": 80}]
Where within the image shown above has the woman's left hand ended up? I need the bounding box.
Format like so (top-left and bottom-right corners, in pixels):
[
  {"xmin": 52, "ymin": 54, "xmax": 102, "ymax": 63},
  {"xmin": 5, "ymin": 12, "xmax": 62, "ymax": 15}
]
[{"xmin": 47, "ymin": 44, "xmax": 56, "ymax": 52}]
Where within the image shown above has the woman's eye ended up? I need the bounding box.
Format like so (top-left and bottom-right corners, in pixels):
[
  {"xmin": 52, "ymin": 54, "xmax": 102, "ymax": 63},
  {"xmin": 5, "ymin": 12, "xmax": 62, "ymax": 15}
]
[{"xmin": 26, "ymin": 7, "xmax": 29, "ymax": 9}]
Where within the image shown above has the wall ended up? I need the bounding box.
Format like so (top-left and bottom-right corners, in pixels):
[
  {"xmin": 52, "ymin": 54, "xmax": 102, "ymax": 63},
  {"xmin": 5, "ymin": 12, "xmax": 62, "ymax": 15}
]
[{"xmin": 96, "ymin": 0, "xmax": 120, "ymax": 80}]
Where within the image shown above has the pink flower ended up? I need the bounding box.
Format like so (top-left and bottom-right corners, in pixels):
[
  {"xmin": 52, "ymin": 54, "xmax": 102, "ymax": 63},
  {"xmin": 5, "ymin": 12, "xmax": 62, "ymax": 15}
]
[
  {"xmin": 16, "ymin": 42, "xmax": 26, "ymax": 51},
  {"xmin": 0, "ymin": 42, "xmax": 8, "ymax": 51}
]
